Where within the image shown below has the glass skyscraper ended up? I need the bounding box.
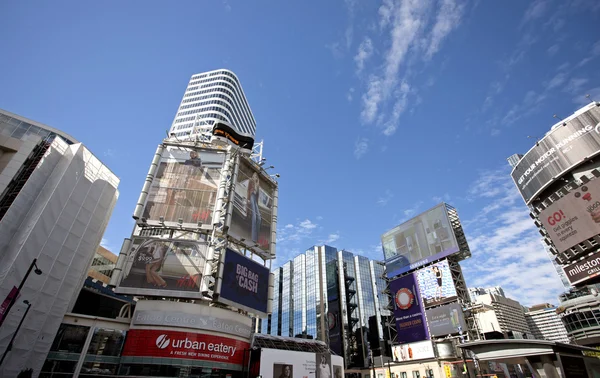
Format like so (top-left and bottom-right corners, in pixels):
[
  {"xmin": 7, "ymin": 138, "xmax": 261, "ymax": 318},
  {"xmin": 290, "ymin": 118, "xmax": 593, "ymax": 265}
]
[{"xmin": 259, "ymin": 245, "xmax": 391, "ymax": 369}]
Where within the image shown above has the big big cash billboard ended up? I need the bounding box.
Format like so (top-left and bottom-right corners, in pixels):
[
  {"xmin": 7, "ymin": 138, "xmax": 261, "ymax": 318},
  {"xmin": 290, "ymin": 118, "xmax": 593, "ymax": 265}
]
[
  {"xmin": 141, "ymin": 146, "xmax": 226, "ymax": 229},
  {"xmin": 389, "ymin": 273, "xmax": 429, "ymax": 343},
  {"xmin": 382, "ymin": 203, "xmax": 459, "ymax": 278},
  {"xmin": 511, "ymin": 104, "xmax": 600, "ymax": 204},
  {"xmin": 539, "ymin": 177, "xmax": 600, "ymax": 254},
  {"xmin": 229, "ymin": 157, "xmax": 276, "ymax": 256},
  {"xmin": 216, "ymin": 248, "xmax": 270, "ymax": 316}
]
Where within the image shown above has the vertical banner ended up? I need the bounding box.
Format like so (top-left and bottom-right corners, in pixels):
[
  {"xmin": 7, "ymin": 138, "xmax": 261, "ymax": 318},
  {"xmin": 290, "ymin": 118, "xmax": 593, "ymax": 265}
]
[
  {"xmin": 389, "ymin": 274, "xmax": 429, "ymax": 343},
  {"xmin": 0, "ymin": 286, "xmax": 19, "ymax": 326}
]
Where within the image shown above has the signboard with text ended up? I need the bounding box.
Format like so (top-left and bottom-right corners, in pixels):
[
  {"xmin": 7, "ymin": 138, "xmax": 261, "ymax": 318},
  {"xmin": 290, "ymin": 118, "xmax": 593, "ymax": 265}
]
[
  {"xmin": 389, "ymin": 274, "xmax": 429, "ymax": 343},
  {"xmin": 121, "ymin": 329, "xmax": 249, "ymax": 365}
]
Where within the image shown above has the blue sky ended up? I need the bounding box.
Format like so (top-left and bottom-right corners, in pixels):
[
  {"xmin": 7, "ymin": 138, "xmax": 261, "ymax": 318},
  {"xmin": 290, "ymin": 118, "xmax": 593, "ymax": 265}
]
[{"xmin": 1, "ymin": 0, "xmax": 599, "ymax": 306}]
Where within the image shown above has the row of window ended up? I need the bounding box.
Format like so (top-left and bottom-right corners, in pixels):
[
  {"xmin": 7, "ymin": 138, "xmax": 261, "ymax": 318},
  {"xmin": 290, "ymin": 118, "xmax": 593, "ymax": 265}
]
[
  {"xmin": 179, "ymin": 98, "xmax": 248, "ymax": 131},
  {"xmin": 175, "ymin": 109, "xmax": 252, "ymax": 135},
  {"xmin": 183, "ymin": 83, "xmax": 255, "ymax": 130},
  {"xmin": 185, "ymin": 78, "xmax": 253, "ymax": 123},
  {"xmin": 189, "ymin": 70, "xmax": 240, "ymax": 87},
  {"xmin": 562, "ymin": 309, "xmax": 600, "ymax": 332}
]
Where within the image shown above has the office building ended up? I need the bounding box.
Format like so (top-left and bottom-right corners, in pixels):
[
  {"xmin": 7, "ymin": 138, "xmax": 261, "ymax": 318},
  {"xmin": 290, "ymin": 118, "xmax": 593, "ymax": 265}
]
[
  {"xmin": 507, "ymin": 153, "xmax": 523, "ymax": 168},
  {"xmin": 468, "ymin": 286, "xmax": 505, "ymax": 302},
  {"xmin": 259, "ymin": 245, "xmax": 391, "ymax": 369},
  {"xmin": 471, "ymin": 291, "xmax": 532, "ymax": 338},
  {"xmin": 170, "ymin": 69, "xmax": 257, "ymax": 139},
  {"xmin": 524, "ymin": 304, "xmax": 570, "ymax": 343},
  {"xmin": 88, "ymin": 246, "xmax": 117, "ymax": 284},
  {"xmin": 0, "ymin": 109, "xmax": 119, "ymax": 377},
  {"xmin": 509, "ymin": 101, "xmax": 600, "ymax": 345}
]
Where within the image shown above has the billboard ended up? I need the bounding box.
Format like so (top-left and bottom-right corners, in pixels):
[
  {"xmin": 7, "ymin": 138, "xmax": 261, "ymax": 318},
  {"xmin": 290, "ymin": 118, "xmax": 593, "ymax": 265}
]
[
  {"xmin": 216, "ymin": 248, "xmax": 270, "ymax": 316},
  {"xmin": 563, "ymin": 252, "xmax": 600, "ymax": 286},
  {"xmin": 425, "ymin": 302, "xmax": 467, "ymax": 337},
  {"xmin": 117, "ymin": 236, "xmax": 209, "ymax": 298},
  {"xmin": 416, "ymin": 260, "xmax": 458, "ymax": 308},
  {"xmin": 121, "ymin": 329, "xmax": 249, "ymax": 365},
  {"xmin": 141, "ymin": 145, "xmax": 226, "ymax": 229},
  {"xmin": 382, "ymin": 203, "xmax": 459, "ymax": 278},
  {"xmin": 539, "ymin": 177, "xmax": 600, "ymax": 254},
  {"xmin": 229, "ymin": 157, "xmax": 276, "ymax": 256},
  {"xmin": 511, "ymin": 104, "xmax": 600, "ymax": 204},
  {"xmin": 258, "ymin": 348, "xmax": 344, "ymax": 378},
  {"xmin": 392, "ymin": 340, "xmax": 435, "ymax": 362},
  {"xmin": 389, "ymin": 274, "xmax": 429, "ymax": 343}
]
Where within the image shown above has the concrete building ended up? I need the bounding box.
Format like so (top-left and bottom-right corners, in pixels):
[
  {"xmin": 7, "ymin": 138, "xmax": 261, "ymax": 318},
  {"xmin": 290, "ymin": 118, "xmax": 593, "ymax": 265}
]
[
  {"xmin": 88, "ymin": 246, "xmax": 117, "ymax": 284},
  {"xmin": 557, "ymin": 285, "xmax": 600, "ymax": 346},
  {"xmin": 524, "ymin": 303, "xmax": 570, "ymax": 343},
  {"xmin": 468, "ymin": 286, "xmax": 505, "ymax": 302},
  {"xmin": 259, "ymin": 245, "xmax": 391, "ymax": 369},
  {"xmin": 0, "ymin": 109, "xmax": 119, "ymax": 377},
  {"xmin": 471, "ymin": 292, "xmax": 532, "ymax": 339},
  {"xmin": 170, "ymin": 69, "xmax": 257, "ymax": 139}
]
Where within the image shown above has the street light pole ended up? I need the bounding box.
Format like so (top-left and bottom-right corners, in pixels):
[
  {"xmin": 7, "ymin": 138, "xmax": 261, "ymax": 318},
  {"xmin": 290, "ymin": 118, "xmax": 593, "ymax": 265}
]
[
  {"xmin": 0, "ymin": 259, "xmax": 42, "ymax": 329},
  {"xmin": 0, "ymin": 300, "xmax": 32, "ymax": 367}
]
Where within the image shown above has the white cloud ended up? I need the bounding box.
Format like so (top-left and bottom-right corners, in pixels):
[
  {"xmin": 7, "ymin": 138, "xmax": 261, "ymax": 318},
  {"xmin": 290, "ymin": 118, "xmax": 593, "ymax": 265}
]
[
  {"xmin": 100, "ymin": 238, "xmax": 112, "ymax": 251},
  {"xmin": 377, "ymin": 190, "xmax": 394, "ymax": 206},
  {"xmin": 103, "ymin": 149, "xmax": 115, "ymax": 158},
  {"xmin": 347, "ymin": 87, "xmax": 355, "ymax": 102},
  {"xmin": 424, "ymin": 0, "xmax": 465, "ymax": 60},
  {"xmin": 573, "ymin": 87, "xmax": 600, "ymax": 106},
  {"xmin": 502, "ymin": 90, "xmax": 547, "ymax": 126},
  {"xmin": 564, "ymin": 78, "xmax": 589, "ymax": 95},
  {"xmin": 355, "ymin": 37, "xmax": 374, "ymax": 73},
  {"xmin": 325, "ymin": 233, "xmax": 341, "ymax": 244},
  {"xmin": 354, "ymin": 137, "xmax": 369, "ymax": 159},
  {"xmin": 547, "ymin": 44, "xmax": 560, "ymax": 56},
  {"xmin": 299, "ymin": 219, "xmax": 317, "ymax": 230},
  {"xmin": 545, "ymin": 71, "xmax": 567, "ymax": 90},
  {"xmin": 461, "ymin": 167, "xmax": 564, "ymax": 305},
  {"xmin": 522, "ymin": 0, "xmax": 549, "ymax": 24},
  {"xmin": 576, "ymin": 40, "xmax": 600, "ymax": 67}
]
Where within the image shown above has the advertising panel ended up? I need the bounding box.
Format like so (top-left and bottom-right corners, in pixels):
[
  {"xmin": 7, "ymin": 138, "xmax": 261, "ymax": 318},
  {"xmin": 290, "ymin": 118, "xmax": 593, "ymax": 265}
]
[
  {"xmin": 382, "ymin": 203, "xmax": 459, "ymax": 278},
  {"xmin": 563, "ymin": 252, "xmax": 600, "ymax": 286},
  {"xmin": 325, "ymin": 260, "xmax": 343, "ymax": 356},
  {"xmin": 539, "ymin": 177, "xmax": 600, "ymax": 254},
  {"xmin": 116, "ymin": 236, "xmax": 208, "ymax": 298},
  {"xmin": 212, "ymin": 121, "xmax": 255, "ymax": 150},
  {"xmin": 141, "ymin": 146, "xmax": 226, "ymax": 228},
  {"xmin": 132, "ymin": 310, "xmax": 253, "ymax": 338},
  {"xmin": 216, "ymin": 248, "xmax": 270, "ymax": 316},
  {"xmin": 425, "ymin": 302, "xmax": 467, "ymax": 337},
  {"xmin": 511, "ymin": 104, "xmax": 600, "ymax": 204},
  {"xmin": 259, "ymin": 348, "xmax": 344, "ymax": 378},
  {"xmin": 121, "ymin": 329, "xmax": 249, "ymax": 365},
  {"xmin": 392, "ymin": 340, "xmax": 435, "ymax": 362},
  {"xmin": 229, "ymin": 157, "xmax": 276, "ymax": 255},
  {"xmin": 416, "ymin": 260, "xmax": 458, "ymax": 308},
  {"xmin": 389, "ymin": 274, "xmax": 429, "ymax": 343}
]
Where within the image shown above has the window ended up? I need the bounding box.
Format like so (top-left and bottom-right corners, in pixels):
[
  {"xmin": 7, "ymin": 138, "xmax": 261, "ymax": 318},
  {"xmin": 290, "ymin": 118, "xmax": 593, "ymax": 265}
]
[
  {"xmin": 413, "ymin": 371, "xmax": 421, "ymax": 378},
  {"xmin": 401, "ymin": 372, "xmax": 408, "ymax": 378}
]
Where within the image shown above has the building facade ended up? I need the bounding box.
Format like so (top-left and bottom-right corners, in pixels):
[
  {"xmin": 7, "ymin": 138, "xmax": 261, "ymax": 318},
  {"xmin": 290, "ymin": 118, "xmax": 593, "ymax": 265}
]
[
  {"xmin": 557, "ymin": 285, "xmax": 600, "ymax": 346},
  {"xmin": 471, "ymin": 292, "xmax": 532, "ymax": 338},
  {"xmin": 170, "ymin": 69, "xmax": 257, "ymax": 139},
  {"xmin": 0, "ymin": 109, "xmax": 119, "ymax": 377},
  {"xmin": 525, "ymin": 304, "xmax": 570, "ymax": 343},
  {"xmin": 259, "ymin": 245, "xmax": 391, "ymax": 369},
  {"xmin": 508, "ymin": 101, "xmax": 600, "ymax": 345},
  {"xmin": 88, "ymin": 246, "xmax": 117, "ymax": 284}
]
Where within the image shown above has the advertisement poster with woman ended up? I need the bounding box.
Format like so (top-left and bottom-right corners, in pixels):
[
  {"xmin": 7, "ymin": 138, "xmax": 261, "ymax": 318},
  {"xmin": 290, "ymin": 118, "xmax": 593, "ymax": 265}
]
[
  {"xmin": 118, "ymin": 236, "xmax": 209, "ymax": 296},
  {"xmin": 141, "ymin": 146, "xmax": 225, "ymax": 229},
  {"xmin": 415, "ymin": 260, "xmax": 458, "ymax": 307},
  {"xmin": 229, "ymin": 157, "xmax": 276, "ymax": 255}
]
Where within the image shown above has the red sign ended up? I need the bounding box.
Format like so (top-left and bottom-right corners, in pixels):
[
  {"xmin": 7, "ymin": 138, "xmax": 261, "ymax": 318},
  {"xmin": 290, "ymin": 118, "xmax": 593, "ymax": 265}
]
[
  {"xmin": 0, "ymin": 286, "xmax": 19, "ymax": 326},
  {"xmin": 122, "ymin": 329, "xmax": 249, "ymax": 365}
]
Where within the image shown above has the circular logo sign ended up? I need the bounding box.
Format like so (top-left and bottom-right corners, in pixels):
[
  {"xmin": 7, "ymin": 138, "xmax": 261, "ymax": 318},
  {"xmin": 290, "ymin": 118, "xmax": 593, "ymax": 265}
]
[
  {"xmin": 156, "ymin": 334, "xmax": 170, "ymax": 349},
  {"xmin": 395, "ymin": 288, "xmax": 414, "ymax": 310},
  {"xmin": 327, "ymin": 312, "xmax": 336, "ymax": 329}
]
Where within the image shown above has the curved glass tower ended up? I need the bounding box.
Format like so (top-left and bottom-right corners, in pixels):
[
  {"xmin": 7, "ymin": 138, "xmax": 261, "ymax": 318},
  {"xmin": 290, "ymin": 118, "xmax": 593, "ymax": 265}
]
[{"xmin": 169, "ymin": 69, "xmax": 257, "ymax": 139}]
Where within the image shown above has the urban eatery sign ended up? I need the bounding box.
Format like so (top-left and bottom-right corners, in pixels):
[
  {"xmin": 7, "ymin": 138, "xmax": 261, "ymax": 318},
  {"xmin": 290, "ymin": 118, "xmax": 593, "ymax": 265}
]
[{"xmin": 122, "ymin": 329, "xmax": 250, "ymax": 365}]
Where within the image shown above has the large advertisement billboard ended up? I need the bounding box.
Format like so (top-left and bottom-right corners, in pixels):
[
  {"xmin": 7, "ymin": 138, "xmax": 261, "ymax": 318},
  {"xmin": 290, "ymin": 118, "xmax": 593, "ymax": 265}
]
[
  {"xmin": 258, "ymin": 348, "xmax": 344, "ymax": 378},
  {"xmin": 325, "ymin": 260, "xmax": 343, "ymax": 356},
  {"xmin": 392, "ymin": 340, "xmax": 435, "ymax": 362},
  {"xmin": 216, "ymin": 248, "xmax": 270, "ymax": 316},
  {"xmin": 382, "ymin": 203, "xmax": 459, "ymax": 278},
  {"xmin": 416, "ymin": 260, "xmax": 458, "ymax": 308},
  {"xmin": 121, "ymin": 329, "xmax": 249, "ymax": 365},
  {"xmin": 563, "ymin": 252, "xmax": 600, "ymax": 286},
  {"xmin": 425, "ymin": 302, "xmax": 467, "ymax": 337},
  {"xmin": 389, "ymin": 274, "xmax": 429, "ymax": 343},
  {"xmin": 229, "ymin": 157, "xmax": 276, "ymax": 255},
  {"xmin": 141, "ymin": 146, "xmax": 226, "ymax": 229},
  {"xmin": 511, "ymin": 104, "xmax": 600, "ymax": 204},
  {"xmin": 539, "ymin": 177, "xmax": 600, "ymax": 254},
  {"xmin": 116, "ymin": 236, "xmax": 209, "ymax": 298}
]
